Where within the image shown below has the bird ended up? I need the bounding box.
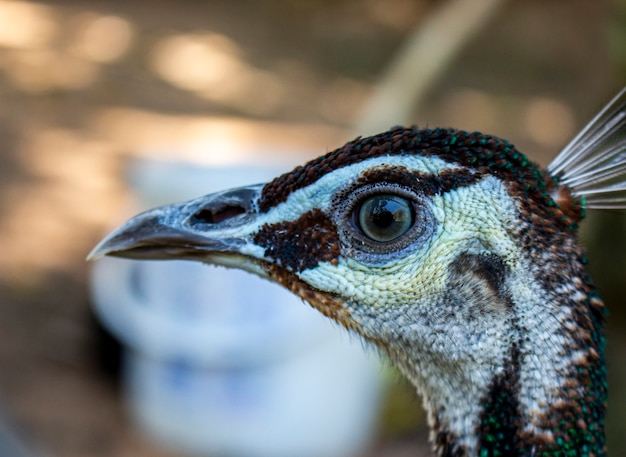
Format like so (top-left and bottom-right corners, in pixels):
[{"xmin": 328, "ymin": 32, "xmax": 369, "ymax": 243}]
[{"xmin": 89, "ymin": 87, "xmax": 626, "ymax": 457}]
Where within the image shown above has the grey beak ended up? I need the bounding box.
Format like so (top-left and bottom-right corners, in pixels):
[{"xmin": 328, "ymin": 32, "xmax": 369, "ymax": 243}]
[{"xmin": 87, "ymin": 184, "xmax": 264, "ymax": 263}]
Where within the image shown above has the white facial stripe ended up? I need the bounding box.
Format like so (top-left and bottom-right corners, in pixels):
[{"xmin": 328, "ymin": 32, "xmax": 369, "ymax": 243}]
[{"xmin": 258, "ymin": 154, "xmax": 461, "ymax": 226}]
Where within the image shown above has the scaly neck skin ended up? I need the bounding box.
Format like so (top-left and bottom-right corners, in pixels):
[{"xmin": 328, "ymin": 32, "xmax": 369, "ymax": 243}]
[{"xmin": 349, "ymin": 249, "xmax": 607, "ymax": 457}]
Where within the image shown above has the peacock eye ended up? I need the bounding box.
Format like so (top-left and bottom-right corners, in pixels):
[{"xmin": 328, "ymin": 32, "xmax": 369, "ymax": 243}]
[
  {"xmin": 333, "ymin": 182, "xmax": 435, "ymax": 264},
  {"xmin": 357, "ymin": 195, "xmax": 413, "ymax": 242}
]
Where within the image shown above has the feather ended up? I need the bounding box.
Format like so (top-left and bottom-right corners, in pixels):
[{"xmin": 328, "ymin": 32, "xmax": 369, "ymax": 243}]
[{"xmin": 548, "ymin": 87, "xmax": 626, "ymax": 209}]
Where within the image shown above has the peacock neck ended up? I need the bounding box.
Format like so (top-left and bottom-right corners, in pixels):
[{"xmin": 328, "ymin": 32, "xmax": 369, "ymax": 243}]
[
  {"xmin": 394, "ymin": 301, "xmax": 607, "ymax": 456},
  {"xmin": 399, "ymin": 256, "xmax": 608, "ymax": 457},
  {"xmin": 362, "ymin": 231, "xmax": 608, "ymax": 457}
]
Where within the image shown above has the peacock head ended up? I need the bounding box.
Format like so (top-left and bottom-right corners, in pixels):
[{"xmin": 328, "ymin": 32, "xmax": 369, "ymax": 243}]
[{"xmin": 90, "ymin": 89, "xmax": 626, "ymax": 456}]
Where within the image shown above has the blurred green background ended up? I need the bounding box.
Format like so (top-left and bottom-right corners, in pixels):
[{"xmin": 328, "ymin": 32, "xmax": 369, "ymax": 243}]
[{"xmin": 0, "ymin": 0, "xmax": 624, "ymax": 456}]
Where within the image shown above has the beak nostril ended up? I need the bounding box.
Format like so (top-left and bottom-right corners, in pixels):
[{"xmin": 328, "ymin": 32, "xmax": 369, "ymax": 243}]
[{"xmin": 191, "ymin": 205, "xmax": 247, "ymax": 225}]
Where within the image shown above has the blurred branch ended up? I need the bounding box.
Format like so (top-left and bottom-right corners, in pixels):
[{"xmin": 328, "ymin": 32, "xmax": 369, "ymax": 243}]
[{"xmin": 355, "ymin": 0, "xmax": 508, "ymax": 136}]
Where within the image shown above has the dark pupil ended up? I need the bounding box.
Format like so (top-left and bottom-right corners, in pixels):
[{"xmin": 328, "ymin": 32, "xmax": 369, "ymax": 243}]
[
  {"xmin": 358, "ymin": 194, "xmax": 413, "ymax": 242},
  {"xmin": 370, "ymin": 200, "xmax": 396, "ymax": 227}
]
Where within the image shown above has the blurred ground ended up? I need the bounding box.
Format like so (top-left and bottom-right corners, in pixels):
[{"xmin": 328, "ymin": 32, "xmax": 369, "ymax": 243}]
[{"xmin": 0, "ymin": 0, "xmax": 624, "ymax": 456}]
